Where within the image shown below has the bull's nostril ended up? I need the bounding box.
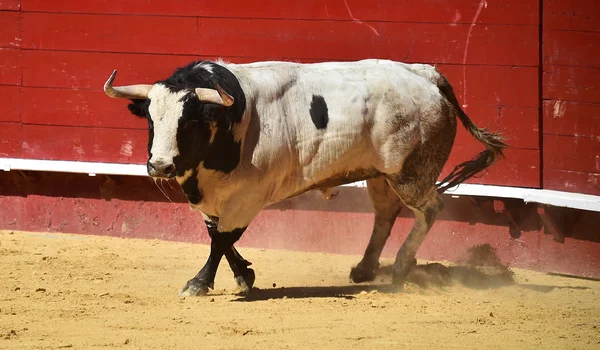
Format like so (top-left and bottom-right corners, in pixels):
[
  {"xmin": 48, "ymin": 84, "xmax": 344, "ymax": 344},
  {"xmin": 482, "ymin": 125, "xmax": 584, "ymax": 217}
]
[{"xmin": 164, "ymin": 164, "xmax": 175, "ymax": 175}]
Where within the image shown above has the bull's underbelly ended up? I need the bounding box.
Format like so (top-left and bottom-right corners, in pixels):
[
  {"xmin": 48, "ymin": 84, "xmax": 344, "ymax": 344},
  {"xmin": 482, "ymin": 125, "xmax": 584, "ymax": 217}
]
[
  {"xmin": 305, "ymin": 167, "xmax": 382, "ymax": 191},
  {"xmin": 279, "ymin": 167, "xmax": 382, "ymax": 202}
]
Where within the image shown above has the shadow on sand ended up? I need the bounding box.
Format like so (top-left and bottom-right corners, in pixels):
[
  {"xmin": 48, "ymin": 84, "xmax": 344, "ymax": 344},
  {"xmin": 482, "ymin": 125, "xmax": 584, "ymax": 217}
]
[{"xmin": 234, "ymin": 244, "xmax": 590, "ymax": 302}]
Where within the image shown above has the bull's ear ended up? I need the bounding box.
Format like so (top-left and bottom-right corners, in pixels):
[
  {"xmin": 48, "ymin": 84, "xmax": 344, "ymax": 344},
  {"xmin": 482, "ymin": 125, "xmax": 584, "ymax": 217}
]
[{"xmin": 127, "ymin": 99, "xmax": 150, "ymax": 118}]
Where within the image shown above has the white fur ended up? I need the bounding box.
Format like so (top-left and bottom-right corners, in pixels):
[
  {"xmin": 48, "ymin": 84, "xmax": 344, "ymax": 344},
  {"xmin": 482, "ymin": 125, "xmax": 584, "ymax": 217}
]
[
  {"xmin": 194, "ymin": 61, "xmax": 214, "ymax": 75},
  {"xmin": 147, "ymin": 85, "xmax": 188, "ymax": 165}
]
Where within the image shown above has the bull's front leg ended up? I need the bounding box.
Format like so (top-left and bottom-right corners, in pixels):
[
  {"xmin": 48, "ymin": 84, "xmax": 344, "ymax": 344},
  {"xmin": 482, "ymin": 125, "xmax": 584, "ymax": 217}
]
[{"xmin": 179, "ymin": 220, "xmax": 255, "ymax": 296}]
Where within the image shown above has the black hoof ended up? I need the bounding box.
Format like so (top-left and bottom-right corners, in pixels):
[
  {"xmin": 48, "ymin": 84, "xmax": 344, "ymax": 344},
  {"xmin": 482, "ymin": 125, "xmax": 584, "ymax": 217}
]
[
  {"xmin": 179, "ymin": 278, "xmax": 213, "ymax": 297},
  {"xmin": 350, "ymin": 264, "xmax": 377, "ymax": 283},
  {"xmin": 234, "ymin": 268, "xmax": 255, "ymax": 294},
  {"xmin": 391, "ymin": 258, "xmax": 417, "ymax": 284}
]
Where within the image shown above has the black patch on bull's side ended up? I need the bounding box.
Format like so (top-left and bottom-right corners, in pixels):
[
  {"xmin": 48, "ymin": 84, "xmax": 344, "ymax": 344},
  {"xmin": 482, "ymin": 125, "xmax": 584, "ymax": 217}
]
[
  {"xmin": 309, "ymin": 95, "xmax": 329, "ymax": 130},
  {"xmin": 180, "ymin": 169, "xmax": 203, "ymax": 205}
]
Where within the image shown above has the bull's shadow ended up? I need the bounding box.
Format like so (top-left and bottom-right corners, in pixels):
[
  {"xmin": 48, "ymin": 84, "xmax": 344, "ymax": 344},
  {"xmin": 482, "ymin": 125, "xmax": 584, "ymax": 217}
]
[
  {"xmin": 232, "ymin": 261, "xmax": 517, "ymax": 302},
  {"xmin": 233, "ymin": 262, "xmax": 592, "ymax": 302},
  {"xmin": 232, "ymin": 284, "xmax": 387, "ymax": 302}
]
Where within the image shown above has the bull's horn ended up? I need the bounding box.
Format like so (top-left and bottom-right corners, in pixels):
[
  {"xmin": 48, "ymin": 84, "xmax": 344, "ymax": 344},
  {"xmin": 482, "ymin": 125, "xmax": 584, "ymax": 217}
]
[
  {"xmin": 195, "ymin": 83, "xmax": 234, "ymax": 107},
  {"xmin": 103, "ymin": 69, "xmax": 152, "ymax": 99}
]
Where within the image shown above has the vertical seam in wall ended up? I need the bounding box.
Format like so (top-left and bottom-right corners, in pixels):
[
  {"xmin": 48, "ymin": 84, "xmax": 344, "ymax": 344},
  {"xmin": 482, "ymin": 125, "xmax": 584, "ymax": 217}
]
[
  {"xmin": 19, "ymin": 3, "xmax": 24, "ymax": 139},
  {"xmin": 538, "ymin": 0, "xmax": 544, "ymax": 190}
]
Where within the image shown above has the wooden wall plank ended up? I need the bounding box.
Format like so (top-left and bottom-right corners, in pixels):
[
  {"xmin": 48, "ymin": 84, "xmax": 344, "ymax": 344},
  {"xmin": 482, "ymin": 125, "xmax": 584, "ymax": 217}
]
[
  {"xmin": 20, "ymin": 87, "xmax": 146, "ymax": 129},
  {"xmin": 0, "ymin": 48, "xmax": 21, "ymax": 85},
  {"xmin": 21, "ymin": 50, "xmax": 293, "ymax": 90},
  {"xmin": 20, "ymin": 13, "xmax": 538, "ymax": 66},
  {"xmin": 544, "ymin": 169, "xmax": 600, "ymax": 196},
  {"xmin": 542, "ymin": 1, "xmax": 600, "ymax": 194},
  {"xmin": 499, "ymin": 107, "xmax": 540, "ymax": 150},
  {"xmin": 433, "ymin": 104, "xmax": 538, "ymax": 150},
  {"xmin": 22, "ymin": 53, "xmax": 537, "ymax": 109},
  {"xmin": 0, "ymin": 86, "xmax": 20, "ymax": 122},
  {"xmin": 0, "ymin": 0, "xmax": 20, "ymax": 11},
  {"xmin": 21, "ymin": 13, "xmax": 198, "ymax": 55},
  {"xmin": 443, "ymin": 141, "xmax": 540, "ymax": 188},
  {"xmin": 0, "ymin": 122, "xmax": 22, "ymax": 158},
  {"xmin": 22, "ymin": 0, "xmax": 200, "ymax": 17},
  {"xmin": 197, "ymin": 18, "xmax": 538, "ymax": 66},
  {"xmin": 543, "ymin": 100, "xmax": 600, "ymax": 137},
  {"xmin": 22, "ymin": 0, "xmax": 539, "ymax": 25},
  {"xmin": 439, "ymin": 65, "xmax": 539, "ymax": 107},
  {"xmin": 543, "ymin": 134, "xmax": 600, "ymax": 174},
  {"xmin": 0, "ymin": 11, "xmax": 20, "ymax": 48},
  {"xmin": 544, "ymin": 30, "xmax": 600, "ymax": 67},
  {"xmin": 544, "ymin": 0, "xmax": 600, "ymax": 32},
  {"xmin": 21, "ymin": 52, "xmax": 538, "ymax": 114},
  {"xmin": 21, "ymin": 125, "xmax": 148, "ymax": 163},
  {"xmin": 331, "ymin": 0, "xmax": 539, "ymax": 25},
  {"xmin": 21, "ymin": 50, "xmax": 198, "ymax": 90},
  {"xmin": 543, "ymin": 65, "xmax": 600, "ymax": 103}
]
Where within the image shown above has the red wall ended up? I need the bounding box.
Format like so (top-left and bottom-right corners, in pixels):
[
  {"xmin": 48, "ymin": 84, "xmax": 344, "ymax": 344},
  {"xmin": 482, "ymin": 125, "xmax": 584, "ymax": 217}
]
[
  {"xmin": 1, "ymin": 0, "xmax": 541, "ymax": 187},
  {"xmin": 542, "ymin": 0, "xmax": 600, "ymax": 195},
  {"xmin": 0, "ymin": 1, "xmax": 598, "ymax": 194}
]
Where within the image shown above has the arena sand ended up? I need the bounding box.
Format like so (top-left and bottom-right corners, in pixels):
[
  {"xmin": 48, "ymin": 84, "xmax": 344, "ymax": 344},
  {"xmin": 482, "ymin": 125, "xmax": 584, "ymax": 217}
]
[{"xmin": 1, "ymin": 230, "xmax": 599, "ymax": 349}]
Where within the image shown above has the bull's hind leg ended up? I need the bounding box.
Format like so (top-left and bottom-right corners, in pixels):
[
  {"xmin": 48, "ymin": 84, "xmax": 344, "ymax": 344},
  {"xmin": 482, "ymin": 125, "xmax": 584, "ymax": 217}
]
[
  {"xmin": 350, "ymin": 177, "xmax": 403, "ymax": 283},
  {"xmin": 383, "ymin": 102, "xmax": 455, "ymax": 282},
  {"xmin": 225, "ymin": 246, "xmax": 255, "ymax": 293},
  {"xmin": 386, "ymin": 183, "xmax": 444, "ymax": 282}
]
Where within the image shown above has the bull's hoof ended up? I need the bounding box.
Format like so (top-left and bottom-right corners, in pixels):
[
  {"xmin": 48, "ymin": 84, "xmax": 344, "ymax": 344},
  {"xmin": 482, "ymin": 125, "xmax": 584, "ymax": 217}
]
[
  {"xmin": 179, "ymin": 278, "xmax": 213, "ymax": 297},
  {"xmin": 350, "ymin": 264, "xmax": 377, "ymax": 283},
  {"xmin": 391, "ymin": 258, "xmax": 417, "ymax": 285},
  {"xmin": 234, "ymin": 268, "xmax": 256, "ymax": 295}
]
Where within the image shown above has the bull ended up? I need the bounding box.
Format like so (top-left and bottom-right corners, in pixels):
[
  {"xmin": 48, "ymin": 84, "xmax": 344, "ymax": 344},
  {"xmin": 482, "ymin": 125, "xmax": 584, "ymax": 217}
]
[{"xmin": 104, "ymin": 59, "xmax": 506, "ymax": 296}]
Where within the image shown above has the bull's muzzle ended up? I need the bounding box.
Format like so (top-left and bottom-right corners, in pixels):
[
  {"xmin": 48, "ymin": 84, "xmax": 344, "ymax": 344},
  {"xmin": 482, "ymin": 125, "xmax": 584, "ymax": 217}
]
[{"xmin": 147, "ymin": 160, "xmax": 176, "ymax": 179}]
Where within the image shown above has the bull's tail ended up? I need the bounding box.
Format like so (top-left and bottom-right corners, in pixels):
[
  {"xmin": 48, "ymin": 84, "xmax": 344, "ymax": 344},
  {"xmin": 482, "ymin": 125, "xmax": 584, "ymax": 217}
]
[{"xmin": 436, "ymin": 75, "xmax": 508, "ymax": 193}]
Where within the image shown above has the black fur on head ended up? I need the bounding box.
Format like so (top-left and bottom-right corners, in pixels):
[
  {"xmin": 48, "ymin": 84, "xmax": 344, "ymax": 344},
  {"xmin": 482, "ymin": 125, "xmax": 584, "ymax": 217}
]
[
  {"xmin": 125, "ymin": 60, "xmax": 247, "ymax": 177},
  {"xmin": 157, "ymin": 60, "xmax": 246, "ymax": 125}
]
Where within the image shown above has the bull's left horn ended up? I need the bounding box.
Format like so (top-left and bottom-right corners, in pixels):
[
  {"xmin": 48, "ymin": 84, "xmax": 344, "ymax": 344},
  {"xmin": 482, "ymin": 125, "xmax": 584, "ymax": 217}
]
[
  {"xmin": 104, "ymin": 69, "xmax": 152, "ymax": 99},
  {"xmin": 195, "ymin": 83, "xmax": 234, "ymax": 107}
]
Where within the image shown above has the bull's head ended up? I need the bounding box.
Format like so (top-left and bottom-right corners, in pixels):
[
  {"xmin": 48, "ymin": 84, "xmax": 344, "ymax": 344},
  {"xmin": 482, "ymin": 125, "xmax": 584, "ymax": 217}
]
[{"xmin": 103, "ymin": 67, "xmax": 237, "ymax": 180}]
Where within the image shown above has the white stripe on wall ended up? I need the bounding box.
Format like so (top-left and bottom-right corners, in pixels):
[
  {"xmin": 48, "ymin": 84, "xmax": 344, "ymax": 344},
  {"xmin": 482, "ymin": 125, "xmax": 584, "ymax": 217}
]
[{"xmin": 1, "ymin": 157, "xmax": 599, "ymax": 212}]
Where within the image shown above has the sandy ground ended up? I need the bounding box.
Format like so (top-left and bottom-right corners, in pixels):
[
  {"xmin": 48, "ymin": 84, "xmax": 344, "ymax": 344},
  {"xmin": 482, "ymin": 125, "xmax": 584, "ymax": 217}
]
[{"xmin": 1, "ymin": 230, "xmax": 599, "ymax": 349}]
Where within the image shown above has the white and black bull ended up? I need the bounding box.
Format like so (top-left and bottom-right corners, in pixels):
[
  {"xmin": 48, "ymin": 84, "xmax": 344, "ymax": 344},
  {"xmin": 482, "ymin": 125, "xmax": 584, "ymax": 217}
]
[{"xmin": 104, "ymin": 59, "xmax": 506, "ymax": 296}]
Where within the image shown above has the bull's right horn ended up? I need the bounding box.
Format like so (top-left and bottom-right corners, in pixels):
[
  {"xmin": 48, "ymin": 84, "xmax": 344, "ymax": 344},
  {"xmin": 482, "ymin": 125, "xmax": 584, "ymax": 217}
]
[
  {"xmin": 104, "ymin": 69, "xmax": 152, "ymax": 99},
  {"xmin": 195, "ymin": 83, "xmax": 234, "ymax": 107}
]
